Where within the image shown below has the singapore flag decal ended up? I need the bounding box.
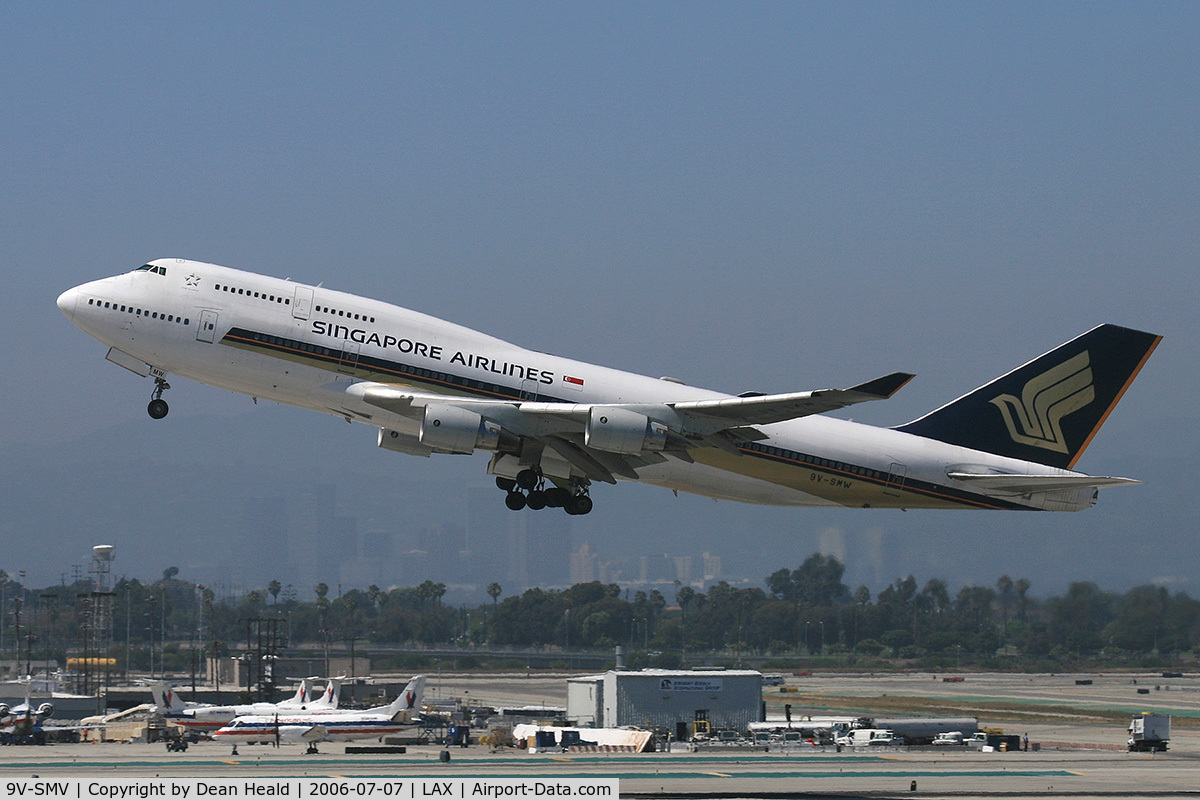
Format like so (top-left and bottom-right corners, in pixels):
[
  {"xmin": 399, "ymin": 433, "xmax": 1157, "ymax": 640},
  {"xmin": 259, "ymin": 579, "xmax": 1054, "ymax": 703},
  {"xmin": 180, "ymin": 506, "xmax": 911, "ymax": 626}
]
[{"xmin": 562, "ymin": 375, "xmax": 585, "ymax": 392}]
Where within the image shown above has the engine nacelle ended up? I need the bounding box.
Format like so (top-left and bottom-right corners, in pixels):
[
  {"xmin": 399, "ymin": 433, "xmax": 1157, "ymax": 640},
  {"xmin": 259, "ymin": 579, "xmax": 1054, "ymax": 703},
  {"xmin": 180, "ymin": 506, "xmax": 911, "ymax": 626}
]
[
  {"xmin": 36, "ymin": 702, "xmax": 54, "ymax": 718},
  {"xmin": 0, "ymin": 703, "xmax": 10, "ymax": 719},
  {"xmin": 420, "ymin": 404, "xmax": 517, "ymax": 454},
  {"xmin": 378, "ymin": 427, "xmax": 435, "ymax": 457},
  {"xmin": 585, "ymin": 406, "xmax": 668, "ymax": 455}
]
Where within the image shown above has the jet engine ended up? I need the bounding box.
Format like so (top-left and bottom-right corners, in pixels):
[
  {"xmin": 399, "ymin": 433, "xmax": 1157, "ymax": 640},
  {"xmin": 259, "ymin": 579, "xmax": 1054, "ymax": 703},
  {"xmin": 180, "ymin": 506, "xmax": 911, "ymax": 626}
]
[
  {"xmin": 36, "ymin": 702, "xmax": 54, "ymax": 718},
  {"xmin": 585, "ymin": 406, "xmax": 668, "ymax": 455},
  {"xmin": 0, "ymin": 703, "xmax": 10, "ymax": 719},
  {"xmin": 420, "ymin": 404, "xmax": 518, "ymax": 454}
]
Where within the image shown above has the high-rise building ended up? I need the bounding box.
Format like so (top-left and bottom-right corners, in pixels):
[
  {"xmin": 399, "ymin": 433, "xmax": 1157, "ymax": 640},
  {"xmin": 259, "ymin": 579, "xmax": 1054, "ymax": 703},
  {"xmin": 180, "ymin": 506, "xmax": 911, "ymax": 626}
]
[
  {"xmin": 237, "ymin": 496, "xmax": 288, "ymax": 588},
  {"xmin": 571, "ymin": 541, "xmax": 600, "ymax": 584},
  {"xmin": 702, "ymin": 552, "xmax": 723, "ymax": 582}
]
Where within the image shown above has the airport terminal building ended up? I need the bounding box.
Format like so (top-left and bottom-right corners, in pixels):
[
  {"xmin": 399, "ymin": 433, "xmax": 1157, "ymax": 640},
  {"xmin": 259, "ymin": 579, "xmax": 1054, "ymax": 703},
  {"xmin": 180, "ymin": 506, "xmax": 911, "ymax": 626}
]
[{"xmin": 567, "ymin": 669, "xmax": 762, "ymax": 737}]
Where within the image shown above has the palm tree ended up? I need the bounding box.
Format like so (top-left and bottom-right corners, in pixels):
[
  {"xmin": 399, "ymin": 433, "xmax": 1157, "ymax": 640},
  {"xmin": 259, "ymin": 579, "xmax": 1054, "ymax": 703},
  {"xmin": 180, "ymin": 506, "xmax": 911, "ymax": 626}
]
[
  {"xmin": 997, "ymin": 575, "xmax": 1014, "ymax": 645},
  {"xmin": 268, "ymin": 580, "xmax": 282, "ymax": 604},
  {"xmin": 487, "ymin": 582, "xmax": 502, "ymax": 606},
  {"xmin": 1015, "ymin": 578, "xmax": 1032, "ymax": 622}
]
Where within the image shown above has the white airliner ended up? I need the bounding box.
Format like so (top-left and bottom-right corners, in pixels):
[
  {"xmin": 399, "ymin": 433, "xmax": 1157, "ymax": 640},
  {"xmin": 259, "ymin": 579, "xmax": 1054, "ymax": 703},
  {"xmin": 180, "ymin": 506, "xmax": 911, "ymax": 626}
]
[
  {"xmin": 58, "ymin": 259, "xmax": 1160, "ymax": 515},
  {"xmin": 212, "ymin": 675, "xmax": 424, "ymax": 753},
  {"xmin": 152, "ymin": 677, "xmax": 342, "ymax": 734}
]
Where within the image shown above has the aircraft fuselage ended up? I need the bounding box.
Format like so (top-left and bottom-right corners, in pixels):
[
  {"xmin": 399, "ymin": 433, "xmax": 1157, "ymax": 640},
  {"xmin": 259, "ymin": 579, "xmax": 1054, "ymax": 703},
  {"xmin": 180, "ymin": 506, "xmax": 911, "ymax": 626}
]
[{"xmin": 59, "ymin": 259, "xmax": 1149, "ymax": 513}]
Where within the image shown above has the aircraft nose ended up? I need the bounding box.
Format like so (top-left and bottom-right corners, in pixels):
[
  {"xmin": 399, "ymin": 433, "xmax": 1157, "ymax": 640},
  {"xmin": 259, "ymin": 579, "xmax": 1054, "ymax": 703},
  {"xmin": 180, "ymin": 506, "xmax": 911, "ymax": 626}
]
[{"xmin": 56, "ymin": 286, "xmax": 79, "ymax": 318}]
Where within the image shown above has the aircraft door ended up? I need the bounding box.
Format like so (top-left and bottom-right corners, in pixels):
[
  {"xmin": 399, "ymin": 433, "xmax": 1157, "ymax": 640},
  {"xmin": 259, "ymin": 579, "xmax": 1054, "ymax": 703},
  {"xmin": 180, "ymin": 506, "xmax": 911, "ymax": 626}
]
[
  {"xmin": 196, "ymin": 310, "xmax": 219, "ymax": 343},
  {"xmin": 292, "ymin": 287, "xmax": 314, "ymax": 320},
  {"xmin": 519, "ymin": 378, "xmax": 539, "ymax": 401},
  {"xmin": 337, "ymin": 340, "xmax": 361, "ymax": 376},
  {"xmin": 884, "ymin": 462, "xmax": 907, "ymax": 496}
]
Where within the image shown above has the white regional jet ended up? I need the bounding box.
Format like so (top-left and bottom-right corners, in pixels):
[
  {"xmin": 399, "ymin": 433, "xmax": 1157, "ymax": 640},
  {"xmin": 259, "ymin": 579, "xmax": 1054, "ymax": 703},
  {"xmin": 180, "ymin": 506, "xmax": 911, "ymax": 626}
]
[
  {"xmin": 58, "ymin": 259, "xmax": 1160, "ymax": 515},
  {"xmin": 152, "ymin": 677, "xmax": 342, "ymax": 735},
  {"xmin": 212, "ymin": 675, "xmax": 424, "ymax": 753}
]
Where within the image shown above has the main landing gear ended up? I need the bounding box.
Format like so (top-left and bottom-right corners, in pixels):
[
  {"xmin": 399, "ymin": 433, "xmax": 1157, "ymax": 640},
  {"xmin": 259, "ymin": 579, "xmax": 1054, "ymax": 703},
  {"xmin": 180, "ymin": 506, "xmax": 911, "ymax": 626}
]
[
  {"xmin": 497, "ymin": 470, "xmax": 593, "ymax": 515},
  {"xmin": 147, "ymin": 376, "xmax": 171, "ymax": 419}
]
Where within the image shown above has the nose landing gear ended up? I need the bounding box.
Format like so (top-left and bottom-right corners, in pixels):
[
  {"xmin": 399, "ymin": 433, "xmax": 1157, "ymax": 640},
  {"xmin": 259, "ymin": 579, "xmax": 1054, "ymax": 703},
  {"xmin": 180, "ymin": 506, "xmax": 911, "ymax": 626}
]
[{"xmin": 147, "ymin": 377, "xmax": 171, "ymax": 419}]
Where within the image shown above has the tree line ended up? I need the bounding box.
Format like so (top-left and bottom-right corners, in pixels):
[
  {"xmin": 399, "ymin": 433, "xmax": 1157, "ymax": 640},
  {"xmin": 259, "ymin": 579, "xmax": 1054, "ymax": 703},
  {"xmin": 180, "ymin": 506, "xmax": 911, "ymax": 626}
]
[{"xmin": 1, "ymin": 554, "xmax": 1197, "ymax": 673}]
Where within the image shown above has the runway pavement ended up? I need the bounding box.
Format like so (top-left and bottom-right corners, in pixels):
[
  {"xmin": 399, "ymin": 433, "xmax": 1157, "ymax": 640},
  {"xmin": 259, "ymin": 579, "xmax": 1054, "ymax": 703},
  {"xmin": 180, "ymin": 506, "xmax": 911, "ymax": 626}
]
[{"xmin": 1, "ymin": 741, "xmax": 1198, "ymax": 799}]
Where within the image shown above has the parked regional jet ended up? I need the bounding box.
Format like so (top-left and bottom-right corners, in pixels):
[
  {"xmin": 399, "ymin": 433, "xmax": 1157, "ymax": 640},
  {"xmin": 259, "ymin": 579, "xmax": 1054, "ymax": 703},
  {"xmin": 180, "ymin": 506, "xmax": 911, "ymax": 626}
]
[
  {"xmin": 212, "ymin": 675, "xmax": 424, "ymax": 753},
  {"xmin": 152, "ymin": 676, "xmax": 342, "ymax": 734},
  {"xmin": 58, "ymin": 259, "xmax": 1160, "ymax": 515},
  {"xmin": 0, "ymin": 682, "xmax": 96, "ymax": 744}
]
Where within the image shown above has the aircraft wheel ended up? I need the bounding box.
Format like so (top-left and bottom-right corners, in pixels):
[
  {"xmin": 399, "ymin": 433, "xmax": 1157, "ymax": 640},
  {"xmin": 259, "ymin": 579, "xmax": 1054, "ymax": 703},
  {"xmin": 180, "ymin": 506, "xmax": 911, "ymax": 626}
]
[
  {"xmin": 526, "ymin": 490, "xmax": 547, "ymax": 510},
  {"xmin": 504, "ymin": 491, "xmax": 527, "ymax": 511},
  {"xmin": 495, "ymin": 476, "xmax": 516, "ymax": 492},
  {"xmin": 565, "ymin": 494, "xmax": 593, "ymax": 515},
  {"xmin": 515, "ymin": 469, "xmax": 540, "ymax": 490},
  {"xmin": 544, "ymin": 488, "xmax": 571, "ymax": 508},
  {"xmin": 147, "ymin": 398, "xmax": 169, "ymax": 419}
]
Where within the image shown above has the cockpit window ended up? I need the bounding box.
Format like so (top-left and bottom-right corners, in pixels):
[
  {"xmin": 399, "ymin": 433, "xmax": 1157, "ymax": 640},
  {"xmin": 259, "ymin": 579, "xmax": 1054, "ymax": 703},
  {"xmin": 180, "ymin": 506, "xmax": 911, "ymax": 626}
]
[{"xmin": 135, "ymin": 264, "xmax": 168, "ymax": 276}]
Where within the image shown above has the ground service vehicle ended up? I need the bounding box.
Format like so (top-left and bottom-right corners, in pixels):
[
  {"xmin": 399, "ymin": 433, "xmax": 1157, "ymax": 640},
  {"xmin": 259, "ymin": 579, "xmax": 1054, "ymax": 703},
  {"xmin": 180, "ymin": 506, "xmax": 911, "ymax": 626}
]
[
  {"xmin": 932, "ymin": 732, "xmax": 965, "ymax": 746},
  {"xmin": 837, "ymin": 728, "xmax": 896, "ymax": 747},
  {"xmin": 1128, "ymin": 713, "xmax": 1170, "ymax": 752}
]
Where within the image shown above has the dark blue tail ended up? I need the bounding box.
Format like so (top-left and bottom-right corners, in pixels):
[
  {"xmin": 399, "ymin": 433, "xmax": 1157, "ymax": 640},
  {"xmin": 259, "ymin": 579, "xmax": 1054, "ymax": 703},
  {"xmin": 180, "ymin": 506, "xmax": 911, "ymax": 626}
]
[{"xmin": 894, "ymin": 324, "xmax": 1161, "ymax": 469}]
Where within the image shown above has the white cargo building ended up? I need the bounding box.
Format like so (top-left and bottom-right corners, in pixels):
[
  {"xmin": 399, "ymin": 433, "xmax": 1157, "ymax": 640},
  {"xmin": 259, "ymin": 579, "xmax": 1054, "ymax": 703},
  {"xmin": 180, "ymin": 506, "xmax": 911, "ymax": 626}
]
[{"xmin": 567, "ymin": 669, "xmax": 762, "ymax": 738}]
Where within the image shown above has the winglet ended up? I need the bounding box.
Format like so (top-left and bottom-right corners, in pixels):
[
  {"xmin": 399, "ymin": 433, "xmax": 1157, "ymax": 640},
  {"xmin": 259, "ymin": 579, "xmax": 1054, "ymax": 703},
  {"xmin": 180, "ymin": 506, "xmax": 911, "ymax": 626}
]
[{"xmin": 848, "ymin": 372, "xmax": 915, "ymax": 399}]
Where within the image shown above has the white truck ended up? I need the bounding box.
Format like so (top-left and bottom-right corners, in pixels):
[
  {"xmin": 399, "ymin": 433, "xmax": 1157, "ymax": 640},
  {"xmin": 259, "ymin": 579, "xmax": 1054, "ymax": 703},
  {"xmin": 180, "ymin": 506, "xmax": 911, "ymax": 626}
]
[
  {"xmin": 1128, "ymin": 713, "xmax": 1170, "ymax": 752},
  {"xmin": 837, "ymin": 728, "xmax": 896, "ymax": 747},
  {"xmin": 932, "ymin": 731, "xmax": 965, "ymax": 746}
]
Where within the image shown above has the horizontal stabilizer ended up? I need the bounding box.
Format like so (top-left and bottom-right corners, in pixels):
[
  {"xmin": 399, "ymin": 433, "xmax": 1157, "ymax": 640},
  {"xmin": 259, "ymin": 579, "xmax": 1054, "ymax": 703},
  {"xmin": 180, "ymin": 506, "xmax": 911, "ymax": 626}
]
[{"xmin": 947, "ymin": 472, "xmax": 1142, "ymax": 493}]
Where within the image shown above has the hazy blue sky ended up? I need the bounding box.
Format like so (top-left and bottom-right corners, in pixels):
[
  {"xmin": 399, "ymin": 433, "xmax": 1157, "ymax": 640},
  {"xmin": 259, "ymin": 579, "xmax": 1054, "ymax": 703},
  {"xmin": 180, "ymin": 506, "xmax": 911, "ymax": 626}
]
[{"xmin": 4, "ymin": 3, "xmax": 1197, "ymax": 595}]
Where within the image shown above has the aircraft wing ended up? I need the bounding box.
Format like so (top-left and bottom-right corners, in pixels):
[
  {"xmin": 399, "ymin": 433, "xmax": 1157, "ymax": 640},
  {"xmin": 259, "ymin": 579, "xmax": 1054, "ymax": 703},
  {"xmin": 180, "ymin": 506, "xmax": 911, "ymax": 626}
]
[
  {"xmin": 666, "ymin": 373, "xmax": 914, "ymax": 434},
  {"xmin": 300, "ymin": 724, "xmax": 329, "ymax": 743},
  {"xmin": 947, "ymin": 472, "xmax": 1143, "ymax": 493},
  {"xmin": 350, "ymin": 373, "xmax": 912, "ymax": 484},
  {"xmin": 355, "ymin": 372, "xmax": 912, "ymax": 432}
]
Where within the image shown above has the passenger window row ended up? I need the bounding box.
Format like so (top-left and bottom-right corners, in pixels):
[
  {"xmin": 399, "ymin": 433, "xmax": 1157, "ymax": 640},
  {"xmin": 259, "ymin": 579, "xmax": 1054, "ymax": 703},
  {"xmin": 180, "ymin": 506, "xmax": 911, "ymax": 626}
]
[
  {"xmin": 315, "ymin": 304, "xmax": 375, "ymax": 323},
  {"xmin": 86, "ymin": 297, "xmax": 190, "ymax": 326},
  {"xmin": 244, "ymin": 330, "xmax": 498, "ymax": 395},
  {"xmin": 251, "ymin": 331, "xmax": 336, "ymax": 358},
  {"xmin": 214, "ymin": 283, "xmax": 290, "ymax": 305}
]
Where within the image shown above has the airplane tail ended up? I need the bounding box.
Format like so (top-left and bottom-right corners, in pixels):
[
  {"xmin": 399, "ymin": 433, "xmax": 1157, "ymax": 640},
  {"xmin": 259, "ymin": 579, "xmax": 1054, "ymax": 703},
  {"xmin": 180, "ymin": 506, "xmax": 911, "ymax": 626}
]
[
  {"xmin": 314, "ymin": 677, "xmax": 344, "ymax": 708},
  {"xmin": 285, "ymin": 678, "xmax": 315, "ymax": 706},
  {"xmin": 149, "ymin": 682, "xmax": 189, "ymax": 713},
  {"xmin": 387, "ymin": 675, "xmax": 426, "ymax": 723},
  {"xmin": 894, "ymin": 324, "xmax": 1161, "ymax": 469}
]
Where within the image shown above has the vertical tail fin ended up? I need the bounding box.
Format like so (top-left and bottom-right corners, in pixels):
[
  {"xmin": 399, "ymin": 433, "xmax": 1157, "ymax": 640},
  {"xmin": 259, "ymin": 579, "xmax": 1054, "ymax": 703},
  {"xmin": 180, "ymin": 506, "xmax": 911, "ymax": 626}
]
[
  {"xmin": 149, "ymin": 682, "xmax": 189, "ymax": 713},
  {"xmin": 388, "ymin": 675, "xmax": 426, "ymax": 722},
  {"xmin": 290, "ymin": 678, "xmax": 314, "ymax": 706},
  {"xmin": 895, "ymin": 324, "xmax": 1160, "ymax": 468},
  {"xmin": 314, "ymin": 677, "xmax": 344, "ymax": 708}
]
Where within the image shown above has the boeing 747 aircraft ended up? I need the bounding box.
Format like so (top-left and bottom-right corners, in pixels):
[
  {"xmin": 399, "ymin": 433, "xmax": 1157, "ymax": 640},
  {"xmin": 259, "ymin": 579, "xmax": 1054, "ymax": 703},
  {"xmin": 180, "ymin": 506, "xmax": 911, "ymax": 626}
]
[{"xmin": 58, "ymin": 259, "xmax": 1160, "ymax": 515}]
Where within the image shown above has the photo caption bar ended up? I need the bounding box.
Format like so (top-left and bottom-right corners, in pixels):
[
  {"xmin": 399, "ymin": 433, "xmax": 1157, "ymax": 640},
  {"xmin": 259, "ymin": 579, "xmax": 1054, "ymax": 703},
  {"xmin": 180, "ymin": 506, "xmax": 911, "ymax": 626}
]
[{"xmin": 3, "ymin": 779, "xmax": 618, "ymax": 799}]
